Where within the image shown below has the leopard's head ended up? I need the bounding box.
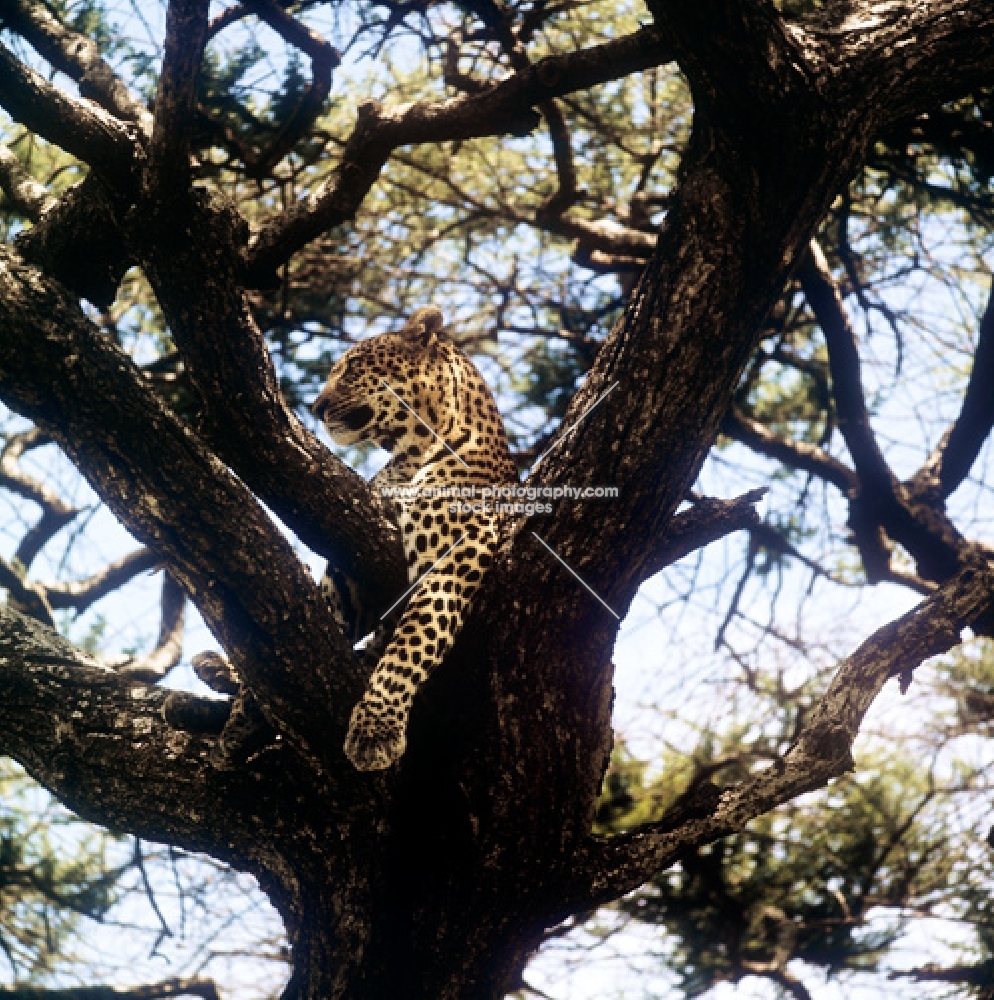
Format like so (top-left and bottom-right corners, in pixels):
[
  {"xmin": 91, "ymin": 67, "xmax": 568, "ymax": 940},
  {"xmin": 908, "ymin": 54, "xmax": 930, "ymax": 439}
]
[{"xmin": 312, "ymin": 307, "xmax": 451, "ymax": 450}]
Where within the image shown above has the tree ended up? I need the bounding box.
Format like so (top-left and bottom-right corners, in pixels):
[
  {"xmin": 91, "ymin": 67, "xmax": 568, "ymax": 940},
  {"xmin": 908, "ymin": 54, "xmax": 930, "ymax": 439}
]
[{"xmin": 1, "ymin": 0, "xmax": 994, "ymax": 998}]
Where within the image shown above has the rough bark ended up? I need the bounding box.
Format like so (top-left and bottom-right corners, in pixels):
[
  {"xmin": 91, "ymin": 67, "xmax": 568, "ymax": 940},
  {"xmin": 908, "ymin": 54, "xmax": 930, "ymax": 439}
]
[{"xmin": 1, "ymin": 2, "xmax": 993, "ymax": 999}]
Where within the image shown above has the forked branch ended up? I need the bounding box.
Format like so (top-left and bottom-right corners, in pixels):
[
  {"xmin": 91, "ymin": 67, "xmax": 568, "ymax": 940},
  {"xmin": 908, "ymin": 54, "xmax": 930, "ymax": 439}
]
[{"xmin": 801, "ymin": 239, "xmax": 973, "ymax": 583}]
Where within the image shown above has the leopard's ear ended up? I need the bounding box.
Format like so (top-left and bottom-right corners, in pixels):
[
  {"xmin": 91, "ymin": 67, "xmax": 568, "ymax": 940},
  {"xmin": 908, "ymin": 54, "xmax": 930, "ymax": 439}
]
[{"xmin": 400, "ymin": 306, "xmax": 444, "ymax": 350}]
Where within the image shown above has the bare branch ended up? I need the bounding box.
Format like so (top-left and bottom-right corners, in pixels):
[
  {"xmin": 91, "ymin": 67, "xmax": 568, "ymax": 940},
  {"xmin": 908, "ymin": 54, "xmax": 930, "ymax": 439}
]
[
  {"xmin": 389, "ymin": 142, "xmax": 655, "ymax": 269},
  {"xmin": 798, "ymin": 239, "xmax": 895, "ymax": 498},
  {"xmin": 568, "ymin": 562, "xmax": 994, "ymax": 908},
  {"xmin": 14, "ymin": 505, "xmax": 75, "ymax": 571},
  {"xmin": 935, "ymin": 274, "xmax": 994, "ymax": 498},
  {"xmin": 1, "ymin": 428, "xmax": 65, "ymax": 506},
  {"xmin": 0, "ymin": 427, "xmax": 79, "ymax": 569},
  {"xmin": 0, "ymin": 0, "xmax": 152, "ymax": 134},
  {"xmin": 535, "ymin": 99, "xmax": 579, "ymax": 219},
  {"xmin": 121, "ymin": 573, "xmax": 186, "ymax": 682},
  {"xmin": 234, "ymin": 0, "xmax": 340, "ymax": 178},
  {"xmin": 543, "ymin": 215, "xmax": 656, "ymax": 262},
  {"xmin": 0, "ymin": 143, "xmax": 55, "ymax": 220},
  {"xmin": 643, "ymin": 488, "xmax": 767, "ymax": 579},
  {"xmin": 45, "ymin": 548, "xmax": 159, "ymax": 613},
  {"xmin": 246, "ymin": 24, "xmax": 674, "ymax": 283},
  {"xmin": 889, "ymin": 960, "xmax": 994, "ymax": 987},
  {"xmin": 800, "ymin": 239, "xmax": 970, "ymax": 583},
  {"xmin": 723, "ymin": 406, "xmax": 857, "ymax": 494},
  {"xmin": 444, "ymin": 36, "xmax": 487, "ymax": 95}
]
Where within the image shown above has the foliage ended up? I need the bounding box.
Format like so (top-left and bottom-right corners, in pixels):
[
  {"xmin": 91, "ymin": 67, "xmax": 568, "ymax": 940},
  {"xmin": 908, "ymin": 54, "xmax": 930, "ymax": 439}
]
[{"xmin": 0, "ymin": 761, "xmax": 123, "ymax": 981}]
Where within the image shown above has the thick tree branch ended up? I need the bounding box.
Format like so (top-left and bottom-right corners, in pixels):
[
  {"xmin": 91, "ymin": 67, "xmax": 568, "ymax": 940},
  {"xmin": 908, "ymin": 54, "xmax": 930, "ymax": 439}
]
[
  {"xmin": 568, "ymin": 562, "xmax": 994, "ymax": 908},
  {"xmin": 0, "ymin": 0, "xmax": 152, "ymax": 133},
  {"xmin": 821, "ymin": 2, "xmax": 994, "ymax": 127},
  {"xmin": 0, "ymin": 40, "xmax": 138, "ymax": 184},
  {"xmin": 148, "ymin": 0, "xmax": 210, "ymax": 196},
  {"xmin": 0, "ymin": 246, "xmax": 357, "ymax": 766},
  {"xmin": 130, "ymin": 190, "xmax": 407, "ymax": 620},
  {"xmin": 649, "ymin": 0, "xmax": 812, "ymax": 118},
  {"xmin": 246, "ymin": 24, "xmax": 674, "ymax": 283},
  {"xmin": 0, "ymin": 604, "xmax": 265, "ymax": 864},
  {"xmin": 13, "ymin": 173, "xmax": 133, "ymax": 308}
]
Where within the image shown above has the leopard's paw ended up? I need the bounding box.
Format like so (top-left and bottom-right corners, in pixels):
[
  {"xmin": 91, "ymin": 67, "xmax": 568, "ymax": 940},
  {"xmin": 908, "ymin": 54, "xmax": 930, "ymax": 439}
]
[{"xmin": 344, "ymin": 701, "xmax": 407, "ymax": 771}]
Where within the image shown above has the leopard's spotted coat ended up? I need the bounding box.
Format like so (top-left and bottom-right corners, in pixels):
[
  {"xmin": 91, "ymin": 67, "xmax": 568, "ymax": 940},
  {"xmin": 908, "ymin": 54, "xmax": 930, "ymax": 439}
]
[{"xmin": 313, "ymin": 307, "xmax": 515, "ymax": 770}]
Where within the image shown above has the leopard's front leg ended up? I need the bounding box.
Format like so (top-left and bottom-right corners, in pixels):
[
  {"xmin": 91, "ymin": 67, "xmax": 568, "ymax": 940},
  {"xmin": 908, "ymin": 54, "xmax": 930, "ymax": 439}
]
[{"xmin": 344, "ymin": 512, "xmax": 494, "ymax": 771}]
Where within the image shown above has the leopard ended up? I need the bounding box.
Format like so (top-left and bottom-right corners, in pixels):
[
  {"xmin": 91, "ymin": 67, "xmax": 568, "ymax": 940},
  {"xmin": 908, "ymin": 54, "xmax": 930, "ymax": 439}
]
[{"xmin": 313, "ymin": 306, "xmax": 517, "ymax": 771}]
